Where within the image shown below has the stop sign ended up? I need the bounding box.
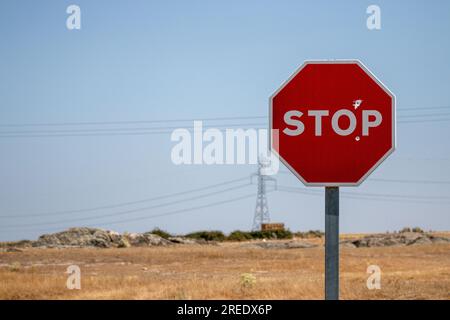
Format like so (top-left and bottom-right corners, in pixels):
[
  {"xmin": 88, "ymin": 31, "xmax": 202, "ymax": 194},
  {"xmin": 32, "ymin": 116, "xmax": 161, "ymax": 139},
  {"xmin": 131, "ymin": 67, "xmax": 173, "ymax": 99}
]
[{"xmin": 270, "ymin": 60, "xmax": 395, "ymax": 186}]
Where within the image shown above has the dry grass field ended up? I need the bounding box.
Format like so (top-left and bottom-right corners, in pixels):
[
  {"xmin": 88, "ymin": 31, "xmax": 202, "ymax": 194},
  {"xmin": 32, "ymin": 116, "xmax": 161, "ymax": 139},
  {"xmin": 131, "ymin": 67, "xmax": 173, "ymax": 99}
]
[{"xmin": 0, "ymin": 236, "xmax": 449, "ymax": 300}]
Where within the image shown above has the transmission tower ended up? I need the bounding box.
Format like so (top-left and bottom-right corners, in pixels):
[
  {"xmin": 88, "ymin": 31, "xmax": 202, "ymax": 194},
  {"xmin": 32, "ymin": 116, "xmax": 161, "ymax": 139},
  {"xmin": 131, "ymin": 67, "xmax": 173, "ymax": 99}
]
[{"xmin": 251, "ymin": 156, "xmax": 277, "ymax": 231}]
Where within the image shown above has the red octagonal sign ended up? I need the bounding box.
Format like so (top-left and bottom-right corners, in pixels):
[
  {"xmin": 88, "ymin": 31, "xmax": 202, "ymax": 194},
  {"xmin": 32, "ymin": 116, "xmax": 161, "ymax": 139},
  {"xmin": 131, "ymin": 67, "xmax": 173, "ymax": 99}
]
[{"xmin": 270, "ymin": 60, "xmax": 396, "ymax": 186}]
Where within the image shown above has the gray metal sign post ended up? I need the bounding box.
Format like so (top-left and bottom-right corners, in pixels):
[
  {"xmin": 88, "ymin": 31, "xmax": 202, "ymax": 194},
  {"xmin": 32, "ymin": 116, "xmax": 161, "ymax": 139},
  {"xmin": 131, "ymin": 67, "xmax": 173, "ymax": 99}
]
[{"xmin": 325, "ymin": 186, "xmax": 339, "ymax": 300}]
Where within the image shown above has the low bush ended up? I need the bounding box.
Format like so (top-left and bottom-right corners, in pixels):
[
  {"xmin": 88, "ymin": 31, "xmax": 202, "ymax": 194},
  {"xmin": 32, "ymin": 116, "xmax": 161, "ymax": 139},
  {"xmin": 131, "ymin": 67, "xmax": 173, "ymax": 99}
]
[
  {"xmin": 250, "ymin": 229, "xmax": 293, "ymax": 240},
  {"xmin": 227, "ymin": 230, "xmax": 254, "ymax": 241},
  {"xmin": 150, "ymin": 228, "xmax": 172, "ymax": 239},
  {"xmin": 184, "ymin": 230, "xmax": 226, "ymax": 242},
  {"xmin": 226, "ymin": 229, "xmax": 293, "ymax": 241},
  {"xmin": 412, "ymin": 227, "xmax": 424, "ymax": 233}
]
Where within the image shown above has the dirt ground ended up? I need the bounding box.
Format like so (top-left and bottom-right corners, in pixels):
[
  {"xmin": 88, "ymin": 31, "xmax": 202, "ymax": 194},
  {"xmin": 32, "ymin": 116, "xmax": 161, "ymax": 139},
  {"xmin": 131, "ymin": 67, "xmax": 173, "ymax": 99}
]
[{"xmin": 0, "ymin": 236, "xmax": 449, "ymax": 300}]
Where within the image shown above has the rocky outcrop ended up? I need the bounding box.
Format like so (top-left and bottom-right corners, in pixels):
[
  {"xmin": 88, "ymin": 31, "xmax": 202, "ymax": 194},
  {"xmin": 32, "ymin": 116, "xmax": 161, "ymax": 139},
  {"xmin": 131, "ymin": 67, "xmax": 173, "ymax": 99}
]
[
  {"xmin": 340, "ymin": 232, "xmax": 450, "ymax": 248},
  {"xmin": 34, "ymin": 228, "xmax": 120, "ymax": 248},
  {"xmin": 1, "ymin": 228, "xmax": 219, "ymax": 249},
  {"xmin": 32, "ymin": 227, "xmax": 172, "ymax": 248}
]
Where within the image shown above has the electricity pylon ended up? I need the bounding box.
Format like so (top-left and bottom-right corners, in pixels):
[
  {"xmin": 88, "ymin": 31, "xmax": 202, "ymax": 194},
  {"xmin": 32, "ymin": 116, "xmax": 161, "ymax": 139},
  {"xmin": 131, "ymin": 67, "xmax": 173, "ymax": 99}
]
[{"xmin": 251, "ymin": 156, "xmax": 277, "ymax": 231}]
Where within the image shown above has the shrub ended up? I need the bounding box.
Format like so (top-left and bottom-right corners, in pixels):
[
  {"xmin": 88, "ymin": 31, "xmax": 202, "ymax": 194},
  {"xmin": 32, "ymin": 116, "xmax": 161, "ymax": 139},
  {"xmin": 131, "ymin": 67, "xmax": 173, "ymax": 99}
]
[
  {"xmin": 227, "ymin": 229, "xmax": 293, "ymax": 241},
  {"xmin": 184, "ymin": 230, "xmax": 226, "ymax": 242},
  {"xmin": 9, "ymin": 262, "xmax": 21, "ymax": 272},
  {"xmin": 260, "ymin": 229, "xmax": 293, "ymax": 240},
  {"xmin": 227, "ymin": 230, "xmax": 254, "ymax": 242},
  {"xmin": 400, "ymin": 227, "xmax": 411, "ymax": 233},
  {"xmin": 412, "ymin": 227, "xmax": 424, "ymax": 233},
  {"xmin": 150, "ymin": 228, "xmax": 172, "ymax": 239},
  {"xmin": 240, "ymin": 273, "xmax": 256, "ymax": 289}
]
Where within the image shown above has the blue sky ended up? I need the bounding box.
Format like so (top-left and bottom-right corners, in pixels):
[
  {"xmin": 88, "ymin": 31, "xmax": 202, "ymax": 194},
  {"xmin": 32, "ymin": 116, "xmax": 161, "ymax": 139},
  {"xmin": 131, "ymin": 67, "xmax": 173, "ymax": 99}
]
[{"xmin": 0, "ymin": 0, "xmax": 449, "ymax": 241}]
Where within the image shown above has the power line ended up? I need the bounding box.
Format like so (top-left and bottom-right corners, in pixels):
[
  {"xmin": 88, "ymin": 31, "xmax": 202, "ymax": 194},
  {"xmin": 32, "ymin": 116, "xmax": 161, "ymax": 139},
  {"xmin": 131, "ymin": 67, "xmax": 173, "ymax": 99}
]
[
  {"xmin": 0, "ymin": 106, "xmax": 449, "ymax": 128},
  {"xmin": 0, "ymin": 176, "xmax": 250, "ymax": 218},
  {"xmin": 0, "ymin": 116, "xmax": 267, "ymax": 128},
  {"xmin": 398, "ymin": 106, "xmax": 450, "ymax": 111},
  {"xmin": 398, "ymin": 112, "xmax": 450, "ymax": 119},
  {"xmin": 96, "ymin": 191, "xmax": 264, "ymax": 227},
  {"xmin": 278, "ymin": 185, "xmax": 450, "ymax": 200},
  {"xmin": 342, "ymin": 190, "xmax": 450, "ymax": 201},
  {"xmin": 0, "ymin": 123, "xmax": 266, "ymax": 135},
  {"xmin": 398, "ymin": 118, "xmax": 450, "ymax": 124},
  {"xmin": 0, "ymin": 125, "xmax": 268, "ymax": 138},
  {"xmin": 276, "ymin": 185, "xmax": 450, "ymax": 203},
  {"xmin": 369, "ymin": 178, "xmax": 450, "ymax": 185},
  {"xmin": 0, "ymin": 183, "xmax": 252, "ymax": 228},
  {"xmin": 278, "ymin": 171, "xmax": 450, "ymax": 185},
  {"xmin": 0, "ymin": 109, "xmax": 449, "ymax": 139},
  {"xmin": 394, "ymin": 157, "xmax": 450, "ymax": 162},
  {"xmin": 0, "ymin": 130, "xmax": 192, "ymax": 138},
  {"xmin": 1, "ymin": 118, "xmax": 448, "ymax": 138},
  {"xmin": 276, "ymin": 185, "xmax": 446, "ymax": 200},
  {"xmin": 1, "ymin": 110, "xmax": 450, "ymax": 139},
  {"xmin": 2, "ymin": 191, "xmax": 265, "ymax": 232}
]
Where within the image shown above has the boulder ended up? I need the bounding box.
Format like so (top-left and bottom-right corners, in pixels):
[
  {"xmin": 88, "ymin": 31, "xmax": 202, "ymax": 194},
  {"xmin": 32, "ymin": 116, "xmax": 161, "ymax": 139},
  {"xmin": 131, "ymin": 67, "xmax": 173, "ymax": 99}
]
[
  {"xmin": 340, "ymin": 232, "xmax": 450, "ymax": 248},
  {"xmin": 125, "ymin": 232, "xmax": 172, "ymax": 247},
  {"xmin": 340, "ymin": 241, "xmax": 357, "ymax": 248},
  {"xmin": 400, "ymin": 232, "xmax": 423, "ymax": 243}
]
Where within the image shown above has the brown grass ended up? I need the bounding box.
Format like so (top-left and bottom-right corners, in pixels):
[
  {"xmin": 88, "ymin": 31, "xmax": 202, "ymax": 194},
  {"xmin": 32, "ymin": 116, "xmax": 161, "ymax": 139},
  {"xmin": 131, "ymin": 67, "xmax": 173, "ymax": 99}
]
[{"xmin": 0, "ymin": 240, "xmax": 449, "ymax": 300}]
